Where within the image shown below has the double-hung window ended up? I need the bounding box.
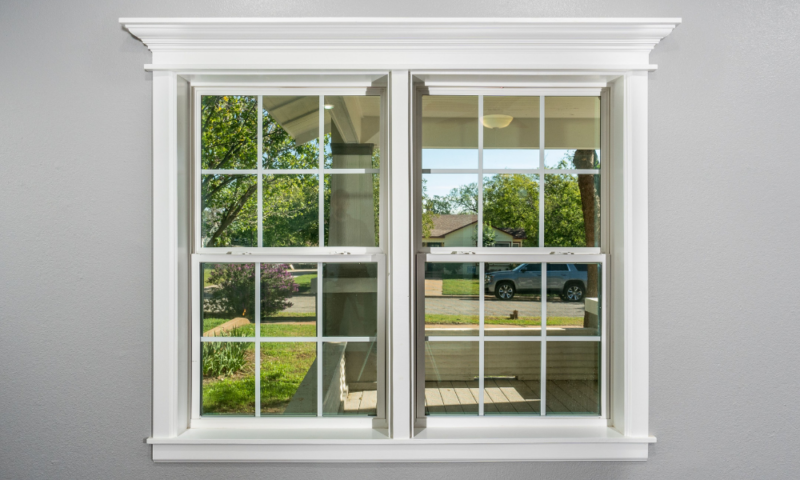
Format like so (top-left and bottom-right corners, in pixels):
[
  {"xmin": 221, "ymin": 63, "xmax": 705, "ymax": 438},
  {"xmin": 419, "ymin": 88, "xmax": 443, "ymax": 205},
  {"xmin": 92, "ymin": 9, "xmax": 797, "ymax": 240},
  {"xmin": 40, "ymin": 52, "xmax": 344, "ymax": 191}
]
[
  {"xmin": 416, "ymin": 93, "xmax": 606, "ymax": 423},
  {"xmin": 125, "ymin": 17, "xmax": 680, "ymax": 462},
  {"xmin": 194, "ymin": 89, "xmax": 387, "ymax": 425}
]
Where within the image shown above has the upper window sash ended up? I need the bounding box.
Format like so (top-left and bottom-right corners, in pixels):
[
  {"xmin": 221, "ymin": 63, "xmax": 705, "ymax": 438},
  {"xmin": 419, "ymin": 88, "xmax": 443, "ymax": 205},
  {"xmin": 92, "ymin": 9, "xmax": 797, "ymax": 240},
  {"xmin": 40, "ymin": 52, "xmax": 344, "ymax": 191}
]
[
  {"xmin": 416, "ymin": 88, "xmax": 606, "ymax": 255},
  {"xmin": 194, "ymin": 86, "xmax": 387, "ymax": 255}
]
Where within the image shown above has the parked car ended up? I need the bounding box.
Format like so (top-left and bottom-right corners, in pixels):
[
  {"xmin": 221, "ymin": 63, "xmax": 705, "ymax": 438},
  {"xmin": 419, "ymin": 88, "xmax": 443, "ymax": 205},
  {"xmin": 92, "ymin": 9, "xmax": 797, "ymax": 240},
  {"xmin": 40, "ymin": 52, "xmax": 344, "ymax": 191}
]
[{"xmin": 484, "ymin": 263, "xmax": 588, "ymax": 301}]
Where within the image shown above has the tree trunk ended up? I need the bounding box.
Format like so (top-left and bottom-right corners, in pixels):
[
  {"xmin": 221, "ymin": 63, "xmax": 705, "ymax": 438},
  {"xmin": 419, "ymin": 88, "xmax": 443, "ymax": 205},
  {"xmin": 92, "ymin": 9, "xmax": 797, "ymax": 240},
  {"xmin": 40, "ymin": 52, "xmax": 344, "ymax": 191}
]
[{"xmin": 573, "ymin": 150, "xmax": 599, "ymax": 330}]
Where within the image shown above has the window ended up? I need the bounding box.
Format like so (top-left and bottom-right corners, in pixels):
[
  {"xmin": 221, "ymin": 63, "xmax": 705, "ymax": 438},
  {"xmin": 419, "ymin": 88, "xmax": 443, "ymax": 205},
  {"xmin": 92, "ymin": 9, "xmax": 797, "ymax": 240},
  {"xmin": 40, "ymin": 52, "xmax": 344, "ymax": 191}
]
[
  {"xmin": 418, "ymin": 92, "xmax": 605, "ymax": 422},
  {"xmin": 194, "ymin": 89, "xmax": 387, "ymax": 423},
  {"xmin": 125, "ymin": 17, "xmax": 679, "ymax": 462}
]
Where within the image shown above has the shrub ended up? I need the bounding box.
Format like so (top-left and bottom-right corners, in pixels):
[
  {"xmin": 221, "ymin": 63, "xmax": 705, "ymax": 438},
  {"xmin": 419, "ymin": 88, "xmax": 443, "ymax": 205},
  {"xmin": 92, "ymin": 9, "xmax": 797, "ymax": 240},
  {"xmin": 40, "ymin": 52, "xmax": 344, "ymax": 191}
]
[
  {"xmin": 202, "ymin": 327, "xmax": 249, "ymax": 377},
  {"xmin": 205, "ymin": 263, "xmax": 298, "ymax": 321}
]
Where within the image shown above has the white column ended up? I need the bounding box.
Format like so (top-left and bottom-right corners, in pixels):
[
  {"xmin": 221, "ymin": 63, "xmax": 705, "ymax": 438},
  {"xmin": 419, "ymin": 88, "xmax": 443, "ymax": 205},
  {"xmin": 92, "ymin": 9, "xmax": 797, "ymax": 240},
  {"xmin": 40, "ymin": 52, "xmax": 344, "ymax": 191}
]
[{"xmin": 389, "ymin": 70, "xmax": 412, "ymax": 439}]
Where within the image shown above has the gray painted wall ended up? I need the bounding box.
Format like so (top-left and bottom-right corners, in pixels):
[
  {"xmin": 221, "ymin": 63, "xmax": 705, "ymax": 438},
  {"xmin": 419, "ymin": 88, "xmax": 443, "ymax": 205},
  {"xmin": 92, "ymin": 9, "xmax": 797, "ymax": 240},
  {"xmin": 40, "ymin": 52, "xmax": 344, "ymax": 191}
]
[{"xmin": 1, "ymin": 0, "xmax": 798, "ymax": 478}]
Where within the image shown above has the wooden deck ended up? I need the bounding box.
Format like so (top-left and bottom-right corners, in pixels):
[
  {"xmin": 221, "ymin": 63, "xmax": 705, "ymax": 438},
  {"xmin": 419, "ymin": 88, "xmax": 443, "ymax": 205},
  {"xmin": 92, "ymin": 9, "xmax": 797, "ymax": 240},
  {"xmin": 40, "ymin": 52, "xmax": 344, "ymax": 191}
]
[
  {"xmin": 342, "ymin": 389, "xmax": 378, "ymax": 415},
  {"xmin": 424, "ymin": 379, "xmax": 598, "ymax": 415}
]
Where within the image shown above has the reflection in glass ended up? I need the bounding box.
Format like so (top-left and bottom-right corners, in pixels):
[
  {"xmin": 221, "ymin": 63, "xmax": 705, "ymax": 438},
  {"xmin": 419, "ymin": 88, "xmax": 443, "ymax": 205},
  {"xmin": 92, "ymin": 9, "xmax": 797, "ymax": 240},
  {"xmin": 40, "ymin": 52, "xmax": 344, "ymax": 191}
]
[
  {"xmin": 260, "ymin": 263, "xmax": 315, "ymax": 337},
  {"xmin": 544, "ymin": 97, "xmax": 600, "ymax": 169},
  {"xmin": 484, "ymin": 263, "xmax": 542, "ymax": 336},
  {"xmin": 323, "ymin": 96, "xmax": 381, "ymax": 169},
  {"xmin": 546, "ymin": 341, "xmax": 600, "ymax": 415},
  {"xmin": 546, "ymin": 263, "xmax": 601, "ymax": 336},
  {"xmin": 322, "ymin": 263, "xmax": 378, "ymax": 337},
  {"xmin": 201, "ymin": 175, "xmax": 258, "ymax": 248},
  {"xmin": 262, "ymin": 96, "xmax": 320, "ymax": 169},
  {"xmin": 483, "ymin": 174, "xmax": 539, "ymax": 247},
  {"xmin": 261, "ymin": 342, "xmax": 317, "ymax": 415},
  {"xmin": 424, "ymin": 263, "xmax": 479, "ymax": 336},
  {"xmin": 484, "ymin": 342, "xmax": 541, "ymax": 415},
  {"xmin": 324, "ymin": 174, "xmax": 379, "ymax": 247},
  {"xmin": 421, "ymin": 96, "xmax": 479, "ymax": 169},
  {"xmin": 483, "ymin": 96, "xmax": 540, "ymax": 170},
  {"xmin": 262, "ymin": 174, "xmax": 319, "ymax": 247},
  {"xmin": 201, "ymin": 95, "xmax": 258, "ymax": 170},
  {"xmin": 322, "ymin": 342, "xmax": 378, "ymax": 416},
  {"xmin": 422, "ymin": 174, "xmax": 478, "ymax": 247},
  {"xmin": 201, "ymin": 263, "xmax": 255, "ymax": 336},
  {"xmin": 201, "ymin": 341, "xmax": 255, "ymax": 415},
  {"xmin": 425, "ymin": 341, "xmax": 479, "ymax": 415},
  {"xmin": 544, "ymin": 174, "xmax": 600, "ymax": 248}
]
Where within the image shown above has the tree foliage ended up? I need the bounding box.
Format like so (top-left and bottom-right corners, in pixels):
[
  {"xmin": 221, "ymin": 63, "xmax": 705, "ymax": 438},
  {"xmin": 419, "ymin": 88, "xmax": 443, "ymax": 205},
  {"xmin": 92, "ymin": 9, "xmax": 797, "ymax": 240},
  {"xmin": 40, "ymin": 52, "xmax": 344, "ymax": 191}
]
[{"xmin": 205, "ymin": 263, "xmax": 298, "ymax": 321}]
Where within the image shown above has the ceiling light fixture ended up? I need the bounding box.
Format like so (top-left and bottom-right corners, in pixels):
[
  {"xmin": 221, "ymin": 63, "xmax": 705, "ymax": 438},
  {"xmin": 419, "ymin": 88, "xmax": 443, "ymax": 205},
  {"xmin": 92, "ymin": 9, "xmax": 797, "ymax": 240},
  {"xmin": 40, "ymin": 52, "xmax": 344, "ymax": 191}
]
[
  {"xmin": 324, "ymin": 104, "xmax": 335, "ymax": 110},
  {"xmin": 481, "ymin": 114, "xmax": 513, "ymax": 129}
]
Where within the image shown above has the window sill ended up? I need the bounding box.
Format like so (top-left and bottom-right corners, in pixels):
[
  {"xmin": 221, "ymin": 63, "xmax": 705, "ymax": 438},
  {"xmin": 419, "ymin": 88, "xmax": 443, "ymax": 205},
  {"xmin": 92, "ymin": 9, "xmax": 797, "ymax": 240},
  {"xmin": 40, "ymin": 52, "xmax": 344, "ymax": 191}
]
[{"xmin": 147, "ymin": 427, "xmax": 656, "ymax": 462}]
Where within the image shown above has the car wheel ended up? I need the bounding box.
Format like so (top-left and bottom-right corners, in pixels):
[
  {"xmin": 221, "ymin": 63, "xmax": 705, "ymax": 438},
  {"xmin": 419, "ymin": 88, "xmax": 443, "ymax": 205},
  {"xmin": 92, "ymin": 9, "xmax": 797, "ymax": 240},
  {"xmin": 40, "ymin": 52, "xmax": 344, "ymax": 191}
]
[
  {"xmin": 494, "ymin": 282, "xmax": 516, "ymax": 300},
  {"xmin": 562, "ymin": 282, "xmax": 585, "ymax": 302}
]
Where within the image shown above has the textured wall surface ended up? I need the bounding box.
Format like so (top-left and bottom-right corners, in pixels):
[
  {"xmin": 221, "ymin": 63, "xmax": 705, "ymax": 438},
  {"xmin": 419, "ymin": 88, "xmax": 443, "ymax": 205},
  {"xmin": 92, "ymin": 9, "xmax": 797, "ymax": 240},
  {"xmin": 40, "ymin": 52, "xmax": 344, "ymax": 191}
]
[{"xmin": 1, "ymin": 1, "xmax": 799, "ymax": 478}]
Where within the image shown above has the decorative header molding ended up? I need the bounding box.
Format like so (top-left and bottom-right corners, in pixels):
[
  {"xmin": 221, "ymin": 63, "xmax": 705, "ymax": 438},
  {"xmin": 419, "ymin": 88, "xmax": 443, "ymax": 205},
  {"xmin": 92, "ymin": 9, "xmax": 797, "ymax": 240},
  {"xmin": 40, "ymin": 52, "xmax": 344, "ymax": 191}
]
[{"xmin": 120, "ymin": 18, "xmax": 680, "ymax": 71}]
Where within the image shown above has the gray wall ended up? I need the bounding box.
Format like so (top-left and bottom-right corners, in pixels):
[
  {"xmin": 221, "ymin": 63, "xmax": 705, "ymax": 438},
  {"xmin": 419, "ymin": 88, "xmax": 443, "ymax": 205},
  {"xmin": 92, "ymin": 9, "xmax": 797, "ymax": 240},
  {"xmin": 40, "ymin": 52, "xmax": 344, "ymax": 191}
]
[{"xmin": 1, "ymin": 0, "xmax": 798, "ymax": 478}]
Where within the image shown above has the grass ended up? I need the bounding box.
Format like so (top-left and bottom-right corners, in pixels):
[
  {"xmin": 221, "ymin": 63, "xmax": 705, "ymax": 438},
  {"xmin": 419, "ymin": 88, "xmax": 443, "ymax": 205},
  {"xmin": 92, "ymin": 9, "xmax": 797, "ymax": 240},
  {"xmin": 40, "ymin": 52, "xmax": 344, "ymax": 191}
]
[
  {"xmin": 424, "ymin": 314, "xmax": 583, "ymax": 327},
  {"xmin": 292, "ymin": 274, "xmax": 316, "ymax": 293},
  {"xmin": 203, "ymin": 313, "xmax": 317, "ymax": 337},
  {"xmin": 439, "ymin": 278, "xmax": 538, "ymax": 297},
  {"xmin": 201, "ymin": 336, "xmax": 317, "ymax": 415}
]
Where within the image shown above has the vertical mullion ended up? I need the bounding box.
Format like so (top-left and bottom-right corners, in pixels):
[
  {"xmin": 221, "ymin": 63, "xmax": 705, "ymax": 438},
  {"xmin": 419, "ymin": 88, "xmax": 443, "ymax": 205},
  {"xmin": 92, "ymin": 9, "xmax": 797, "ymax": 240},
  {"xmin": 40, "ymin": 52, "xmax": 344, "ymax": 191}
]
[
  {"xmin": 257, "ymin": 95, "xmax": 263, "ymax": 248},
  {"xmin": 539, "ymin": 96, "xmax": 545, "ymax": 248},
  {"xmin": 540, "ymin": 262, "xmax": 547, "ymax": 415},
  {"xmin": 316, "ymin": 262, "xmax": 323, "ymax": 417},
  {"xmin": 318, "ymin": 96, "xmax": 325, "ymax": 247},
  {"xmin": 478, "ymin": 262, "xmax": 485, "ymax": 415},
  {"xmin": 477, "ymin": 95, "xmax": 484, "ymax": 247},
  {"xmin": 254, "ymin": 262, "xmax": 261, "ymax": 417}
]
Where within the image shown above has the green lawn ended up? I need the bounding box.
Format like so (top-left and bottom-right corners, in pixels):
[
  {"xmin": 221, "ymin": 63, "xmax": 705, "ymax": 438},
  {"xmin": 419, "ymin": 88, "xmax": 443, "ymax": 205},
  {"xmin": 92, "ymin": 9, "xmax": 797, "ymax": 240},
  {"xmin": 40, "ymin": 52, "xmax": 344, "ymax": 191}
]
[
  {"xmin": 440, "ymin": 278, "xmax": 539, "ymax": 297},
  {"xmin": 425, "ymin": 314, "xmax": 583, "ymax": 327},
  {"xmin": 292, "ymin": 274, "xmax": 316, "ymax": 293},
  {"xmin": 202, "ymin": 328, "xmax": 317, "ymax": 415},
  {"xmin": 203, "ymin": 312, "xmax": 316, "ymax": 337},
  {"xmin": 441, "ymin": 278, "xmax": 479, "ymax": 296}
]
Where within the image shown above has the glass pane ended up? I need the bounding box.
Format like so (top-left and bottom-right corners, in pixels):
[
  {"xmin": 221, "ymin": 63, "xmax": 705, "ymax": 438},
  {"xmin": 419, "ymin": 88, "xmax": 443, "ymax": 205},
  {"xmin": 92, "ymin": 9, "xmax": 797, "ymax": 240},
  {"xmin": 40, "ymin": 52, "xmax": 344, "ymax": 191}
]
[
  {"xmin": 483, "ymin": 174, "xmax": 539, "ymax": 247},
  {"xmin": 424, "ymin": 263, "xmax": 479, "ymax": 336},
  {"xmin": 201, "ymin": 175, "xmax": 257, "ymax": 248},
  {"xmin": 424, "ymin": 341, "xmax": 479, "ymax": 415},
  {"xmin": 544, "ymin": 173, "xmax": 600, "ymax": 248},
  {"xmin": 262, "ymin": 174, "xmax": 319, "ymax": 247},
  {"xmin": 201, "ymin": 95, "xmax": 258, "ymax": 170},
  {"xmin": 322, "ymin": 342, "xmax": 378, "ymax": 416},
  {"xmin": 322, "ymin": 263, "xmax": 378, "ymax": 337},
  {"xmin": 323, "ymin": 96, "xmax": 381, "ymax": 169},
  {"xmin": 324, "ymin": 174, "xmax": 379, "ymax": 247},
  {"xmin": 201, "ymin": 341, "xmax": 255, "ymax": 415},
  {"xmin": 484, "ymin": 341, "xmax": 541, "ymax": 415},
  {"xmin": 544, "ymin": 97, "xmax": 600, "ymax": 169},
  {"xmin": 260, "ymin": 342, "xmax": 317, "ymax": 415},
  {"xmin": 201, "ymin": 263, "xmax": 256, "ymax": 336},
  {"xmin": 546, "ymin": 341, "xmax": 600, "ymax": 415},
  {"xmin": 484, "ymin": 263, "xmax": 542, "ymax": 336},
  {"xmin": 546, "ymin": 263, "xmax": 601, "ymax": 337},
  {"xmin": 260, "ymin": 263, "xmax": 316, "ymax": 337},
  {"xmin": 262, "ymin": 96, "xmax": 320, "ymax": 169},
  {"xmin": 422, "ymin": 96, "xmax": 478, "ymax": 169},
  {"xmin": 483, "ymin": 96, "xmax": 540, "ymax": 170},
  {"xmin": 422, "ymin": 174, "xmax": 478, "ymax": 247}
]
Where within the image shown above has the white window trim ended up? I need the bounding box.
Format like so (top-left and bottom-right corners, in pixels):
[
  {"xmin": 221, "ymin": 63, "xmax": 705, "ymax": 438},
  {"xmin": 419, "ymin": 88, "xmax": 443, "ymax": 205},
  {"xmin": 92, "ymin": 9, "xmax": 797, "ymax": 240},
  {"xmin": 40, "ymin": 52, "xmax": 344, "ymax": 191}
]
[{"xmin": 122, "ymin": 17, "xmax": 680, "ymax": 462}]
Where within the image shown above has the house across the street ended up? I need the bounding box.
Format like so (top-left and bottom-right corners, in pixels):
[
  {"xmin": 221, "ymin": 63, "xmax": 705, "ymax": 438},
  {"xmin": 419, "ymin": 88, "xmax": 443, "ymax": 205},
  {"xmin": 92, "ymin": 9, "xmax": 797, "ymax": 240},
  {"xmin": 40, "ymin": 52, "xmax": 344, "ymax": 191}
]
[{"xmin": 422, "ymin": 214, "xmax": 525, "ymax": 247}]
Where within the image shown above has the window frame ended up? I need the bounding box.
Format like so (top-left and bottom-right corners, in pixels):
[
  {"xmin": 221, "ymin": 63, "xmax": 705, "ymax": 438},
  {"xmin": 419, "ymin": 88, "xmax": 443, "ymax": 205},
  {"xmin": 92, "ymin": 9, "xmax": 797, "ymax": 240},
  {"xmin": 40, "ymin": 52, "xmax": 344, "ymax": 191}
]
[{"xmin": 123, "ymin": 16, "xmax": 680, "ymax": 462}]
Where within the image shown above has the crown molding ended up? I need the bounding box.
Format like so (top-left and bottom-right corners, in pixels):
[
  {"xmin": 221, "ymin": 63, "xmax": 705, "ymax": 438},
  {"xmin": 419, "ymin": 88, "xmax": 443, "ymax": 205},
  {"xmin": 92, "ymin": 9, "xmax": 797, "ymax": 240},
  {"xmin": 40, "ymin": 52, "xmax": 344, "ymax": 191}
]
[{"xmin": 120, "ymin": 18, "xmax": 680, "ymax": 71}]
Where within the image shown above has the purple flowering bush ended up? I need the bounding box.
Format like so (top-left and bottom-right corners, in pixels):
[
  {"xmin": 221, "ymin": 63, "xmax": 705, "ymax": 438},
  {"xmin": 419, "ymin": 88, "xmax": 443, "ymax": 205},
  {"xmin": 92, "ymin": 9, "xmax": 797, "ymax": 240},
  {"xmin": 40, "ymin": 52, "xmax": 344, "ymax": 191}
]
[{"xmin": 206, "ymin": 263, "xmax": 298, "ymax": 321}]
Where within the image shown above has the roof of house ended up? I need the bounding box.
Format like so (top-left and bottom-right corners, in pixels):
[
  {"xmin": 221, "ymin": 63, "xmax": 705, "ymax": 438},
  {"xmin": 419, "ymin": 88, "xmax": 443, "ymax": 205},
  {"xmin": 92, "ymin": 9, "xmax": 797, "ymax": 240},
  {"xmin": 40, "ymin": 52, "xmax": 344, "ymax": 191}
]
[{"xmin": 429, "ymin": 214, "xmax": 526, "ymax": 240}]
